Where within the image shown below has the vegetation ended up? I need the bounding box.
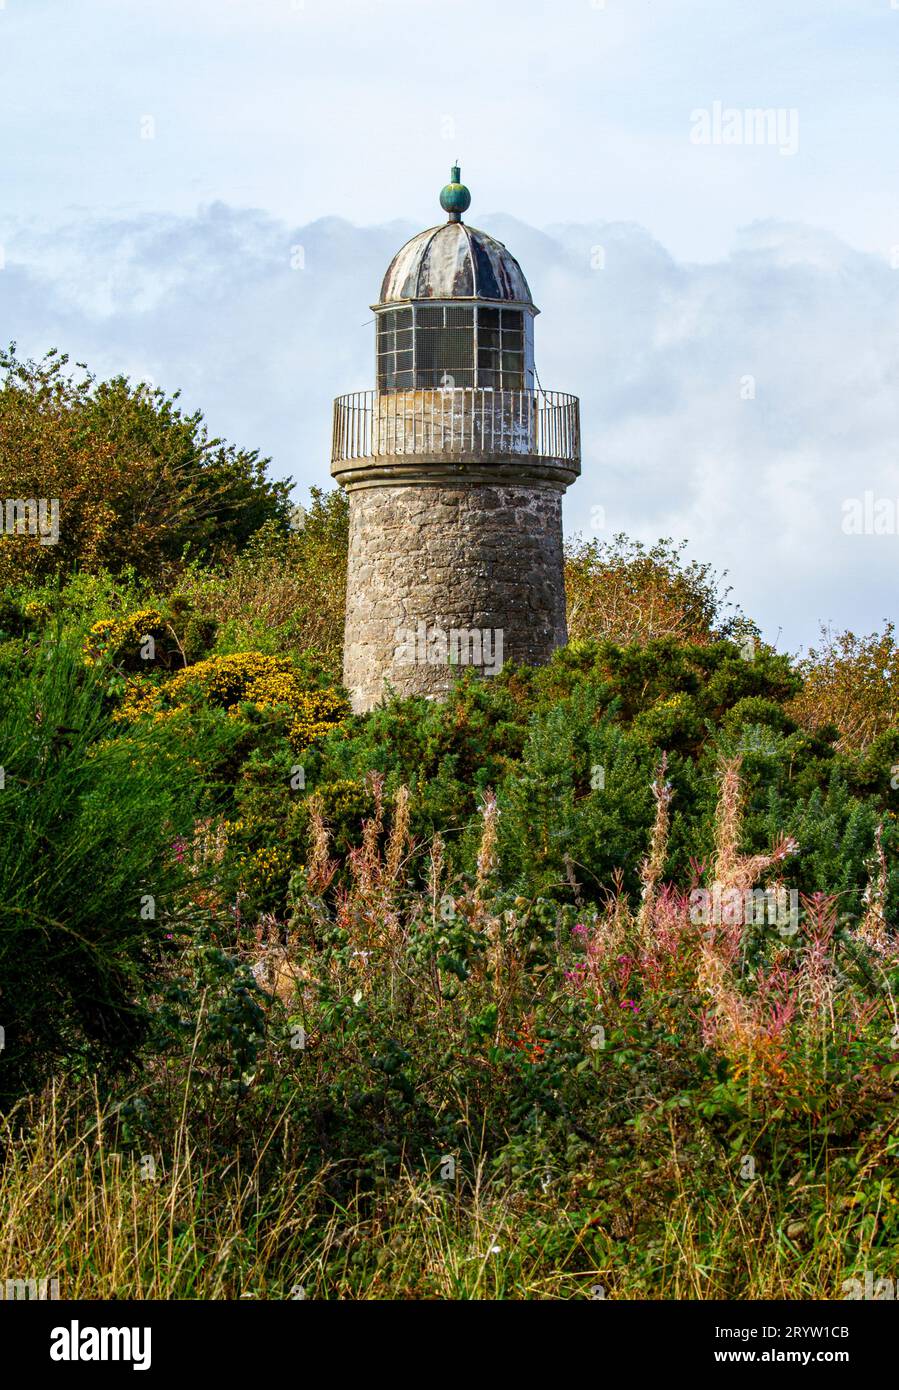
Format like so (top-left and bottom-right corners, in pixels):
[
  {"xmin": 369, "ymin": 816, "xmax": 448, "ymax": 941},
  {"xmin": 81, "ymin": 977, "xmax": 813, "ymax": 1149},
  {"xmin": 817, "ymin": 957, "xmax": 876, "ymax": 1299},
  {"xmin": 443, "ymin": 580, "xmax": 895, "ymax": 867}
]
[
  {"xmin": 1, "ymin": 353, "xmax": 897, "ymax": 1299},
  {"xmin": 790, "ymin": 622, "xmax": 899, "ymax": 751},
  {"xmin": 564, "ymin": 533, "xmax": 751, "ymax": 647},
  {"xmin": 0, "ymin": 346, "xmax": 290, "ymax": 586}
]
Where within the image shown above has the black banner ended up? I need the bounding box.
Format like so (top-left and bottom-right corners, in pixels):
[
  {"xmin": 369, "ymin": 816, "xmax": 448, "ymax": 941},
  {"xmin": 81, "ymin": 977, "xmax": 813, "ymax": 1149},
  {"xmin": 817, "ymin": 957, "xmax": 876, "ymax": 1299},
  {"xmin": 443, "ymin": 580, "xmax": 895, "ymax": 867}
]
[{"xmin": 3, "ymin": 1297, "xmax": 893, "ymax": 1377}]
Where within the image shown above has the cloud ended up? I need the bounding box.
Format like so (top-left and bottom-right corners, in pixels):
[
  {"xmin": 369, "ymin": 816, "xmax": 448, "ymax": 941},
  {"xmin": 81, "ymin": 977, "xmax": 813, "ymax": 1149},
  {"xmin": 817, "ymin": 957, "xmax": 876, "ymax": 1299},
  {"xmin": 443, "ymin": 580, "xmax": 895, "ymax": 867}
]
[{"xmin": 3, "ymin": 204, "xmax": 898, "ymax": 652}]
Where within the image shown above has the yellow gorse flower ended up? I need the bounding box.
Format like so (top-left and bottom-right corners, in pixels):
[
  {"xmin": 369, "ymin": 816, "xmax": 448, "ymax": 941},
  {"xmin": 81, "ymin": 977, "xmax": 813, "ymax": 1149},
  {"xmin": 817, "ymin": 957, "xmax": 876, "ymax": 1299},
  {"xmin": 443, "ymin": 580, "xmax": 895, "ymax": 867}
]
[
  {"xmin": 112, "ymin": 651, "xmax": 348, "ymax": 750},
  {"xmin": 83, "ymin": 608, "xmax": 166, "ymax": 666}
]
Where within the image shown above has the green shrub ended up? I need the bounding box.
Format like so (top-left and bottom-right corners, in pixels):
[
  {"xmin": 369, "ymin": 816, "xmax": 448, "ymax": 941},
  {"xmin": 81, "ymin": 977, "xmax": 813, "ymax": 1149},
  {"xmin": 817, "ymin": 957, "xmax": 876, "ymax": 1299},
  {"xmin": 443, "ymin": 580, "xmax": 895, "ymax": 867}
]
[{"xmin": 0, "ymin": 639, "xmax": 214, "ymax": 1106}]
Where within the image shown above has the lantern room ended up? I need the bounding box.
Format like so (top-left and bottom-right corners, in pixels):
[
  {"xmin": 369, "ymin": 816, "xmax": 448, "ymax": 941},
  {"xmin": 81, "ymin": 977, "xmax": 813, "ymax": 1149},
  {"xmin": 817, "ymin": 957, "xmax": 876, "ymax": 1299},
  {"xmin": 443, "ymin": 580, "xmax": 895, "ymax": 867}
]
[{"xmin": 331, "ymin": 166, "xmax": 579, "ymax": 480}]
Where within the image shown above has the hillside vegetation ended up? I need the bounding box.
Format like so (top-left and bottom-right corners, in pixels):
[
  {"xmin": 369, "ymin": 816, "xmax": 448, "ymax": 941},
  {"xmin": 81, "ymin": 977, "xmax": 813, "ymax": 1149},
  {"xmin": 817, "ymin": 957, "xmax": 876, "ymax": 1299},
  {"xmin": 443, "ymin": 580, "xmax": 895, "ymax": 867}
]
[{"xmin": 1, "ymin": 350, "xmax": 897, "ymax": 1299}]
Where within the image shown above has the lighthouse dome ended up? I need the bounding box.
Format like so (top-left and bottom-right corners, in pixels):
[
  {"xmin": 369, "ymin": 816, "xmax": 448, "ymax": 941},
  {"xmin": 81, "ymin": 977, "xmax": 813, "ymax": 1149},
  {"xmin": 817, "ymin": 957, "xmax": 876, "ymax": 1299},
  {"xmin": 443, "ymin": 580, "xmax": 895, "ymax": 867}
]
[
  {"xmin": 371, "ymin": 169, "xmax": 538, "ymax": 393},
  {"xmin": 379, "ymin": 221, "xmax": 533, "ymax": 306}
]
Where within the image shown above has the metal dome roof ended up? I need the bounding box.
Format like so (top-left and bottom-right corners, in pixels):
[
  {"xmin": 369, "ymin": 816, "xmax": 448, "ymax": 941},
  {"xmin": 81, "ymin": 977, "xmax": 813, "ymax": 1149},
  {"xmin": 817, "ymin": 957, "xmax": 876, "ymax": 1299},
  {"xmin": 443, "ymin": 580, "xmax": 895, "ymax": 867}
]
[{"xmin": 378, "ymin": 221, "xmax": 534, "ymax": 306}]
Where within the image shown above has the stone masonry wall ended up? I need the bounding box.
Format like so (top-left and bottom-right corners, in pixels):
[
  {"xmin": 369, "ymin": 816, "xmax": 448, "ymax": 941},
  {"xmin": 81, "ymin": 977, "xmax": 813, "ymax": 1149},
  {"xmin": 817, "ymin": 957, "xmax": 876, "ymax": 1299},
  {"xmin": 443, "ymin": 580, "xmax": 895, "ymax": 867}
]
[{"xmin": 342, "ymin": 482, "xmax": 567, "ymax": 712}]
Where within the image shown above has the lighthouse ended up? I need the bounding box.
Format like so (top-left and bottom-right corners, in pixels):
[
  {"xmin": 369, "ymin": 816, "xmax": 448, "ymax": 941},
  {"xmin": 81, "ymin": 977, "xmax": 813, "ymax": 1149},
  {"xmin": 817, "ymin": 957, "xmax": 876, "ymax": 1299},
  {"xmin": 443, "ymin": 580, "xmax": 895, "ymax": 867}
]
[{"xmin": 331, "ymin": 167, "xmax": 580, "ymax": 713}]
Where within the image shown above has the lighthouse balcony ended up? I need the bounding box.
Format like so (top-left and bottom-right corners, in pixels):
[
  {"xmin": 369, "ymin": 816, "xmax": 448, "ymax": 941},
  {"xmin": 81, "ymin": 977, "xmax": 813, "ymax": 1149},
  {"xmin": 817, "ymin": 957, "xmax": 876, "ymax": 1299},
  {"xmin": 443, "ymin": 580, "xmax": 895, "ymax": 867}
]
[{"xmin": 330, "ymin": 387, "xmax": 580, "ymax": 489}]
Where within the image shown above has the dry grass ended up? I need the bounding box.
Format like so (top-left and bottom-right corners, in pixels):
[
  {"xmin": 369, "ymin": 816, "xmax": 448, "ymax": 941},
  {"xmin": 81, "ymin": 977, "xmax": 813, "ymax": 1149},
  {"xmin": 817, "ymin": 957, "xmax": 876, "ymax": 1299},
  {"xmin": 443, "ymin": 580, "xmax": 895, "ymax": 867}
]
[{"xmin": 0, "ymin": 1086, "xmax": 880, "ymax": 1300}]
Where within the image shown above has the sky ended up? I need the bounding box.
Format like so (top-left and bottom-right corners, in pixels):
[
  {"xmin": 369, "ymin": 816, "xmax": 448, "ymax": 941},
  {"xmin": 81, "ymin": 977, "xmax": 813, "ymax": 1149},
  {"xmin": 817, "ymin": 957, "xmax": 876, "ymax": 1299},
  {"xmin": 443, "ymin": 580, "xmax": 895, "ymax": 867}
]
[{"xmin": 1, "ymin": 0, "xmax": 898, "ymax": 652}]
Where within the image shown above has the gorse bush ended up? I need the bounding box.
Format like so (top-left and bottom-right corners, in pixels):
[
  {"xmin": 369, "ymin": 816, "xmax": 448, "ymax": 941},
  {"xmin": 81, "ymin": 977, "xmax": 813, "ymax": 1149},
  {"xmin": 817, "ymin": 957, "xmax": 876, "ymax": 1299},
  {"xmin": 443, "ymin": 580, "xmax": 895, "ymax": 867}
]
[
  {"xmin": 83, "ymin": 608, "xmax": 183, "ymax": 672},
  {"xmin": 274, "ymin": 637, "xmax": 896, "ymax": 923},
  {"xmin": 115, "ymin": 651, "xmax": 348, "ymax": 753},
  {"xmin": 0, "ymin": 639, "xmax": 216, "ymax": 1107}
]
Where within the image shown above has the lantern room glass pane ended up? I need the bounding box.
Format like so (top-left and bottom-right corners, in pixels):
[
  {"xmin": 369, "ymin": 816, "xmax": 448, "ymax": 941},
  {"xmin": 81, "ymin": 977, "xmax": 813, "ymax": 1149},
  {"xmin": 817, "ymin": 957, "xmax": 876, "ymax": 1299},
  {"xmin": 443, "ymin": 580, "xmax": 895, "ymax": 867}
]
[
  {"xmin": 414, "ymin": 303, "xmax": 474, "ymax": 388},
  {"xmin": 377, "ymin": 303, "xmax": 527, "ymax": 392},
  {"xmin": 483, "ymin": 306, "xmax": 524, "ymax": 388}
]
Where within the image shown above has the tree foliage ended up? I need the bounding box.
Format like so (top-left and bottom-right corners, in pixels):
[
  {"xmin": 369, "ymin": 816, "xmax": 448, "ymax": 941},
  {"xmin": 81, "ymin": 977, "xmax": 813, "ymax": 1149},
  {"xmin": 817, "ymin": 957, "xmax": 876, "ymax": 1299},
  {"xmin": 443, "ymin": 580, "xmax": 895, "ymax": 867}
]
[
  {"xmin": 564, "ymin": 533, "xmax": 751, "ymax": 646},
  {"xmin": 791, "ymin": 622, "xmax": 899, "ymax": 751},
  {"xmin": 0, "ymin": 345, "xmax": 291, "ymax": 586}
]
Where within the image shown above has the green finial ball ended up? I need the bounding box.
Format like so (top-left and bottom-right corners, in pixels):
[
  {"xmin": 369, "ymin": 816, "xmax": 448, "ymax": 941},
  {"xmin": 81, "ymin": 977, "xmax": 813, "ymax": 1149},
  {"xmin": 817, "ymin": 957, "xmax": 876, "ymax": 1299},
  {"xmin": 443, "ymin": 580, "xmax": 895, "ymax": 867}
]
[{"xmin": 439, "ymin": 164, "xmax": 471, "ymax": 221}]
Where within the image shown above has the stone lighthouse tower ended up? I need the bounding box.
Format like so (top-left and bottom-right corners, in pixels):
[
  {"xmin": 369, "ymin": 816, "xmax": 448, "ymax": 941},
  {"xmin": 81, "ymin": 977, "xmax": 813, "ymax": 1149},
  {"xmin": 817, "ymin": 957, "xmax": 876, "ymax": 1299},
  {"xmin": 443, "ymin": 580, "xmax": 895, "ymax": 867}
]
[{"xmin": 331, "ymin": 167, "xmax": 580, "ymax": 713}]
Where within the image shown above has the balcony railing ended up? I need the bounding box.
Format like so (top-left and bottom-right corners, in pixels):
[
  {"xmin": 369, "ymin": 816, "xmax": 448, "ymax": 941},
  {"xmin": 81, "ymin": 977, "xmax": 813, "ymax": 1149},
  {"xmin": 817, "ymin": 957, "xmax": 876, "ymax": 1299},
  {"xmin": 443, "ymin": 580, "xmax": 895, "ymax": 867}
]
[{"xmin": 331, "ymin": 387, "xmax": 580, "ymax": 467}]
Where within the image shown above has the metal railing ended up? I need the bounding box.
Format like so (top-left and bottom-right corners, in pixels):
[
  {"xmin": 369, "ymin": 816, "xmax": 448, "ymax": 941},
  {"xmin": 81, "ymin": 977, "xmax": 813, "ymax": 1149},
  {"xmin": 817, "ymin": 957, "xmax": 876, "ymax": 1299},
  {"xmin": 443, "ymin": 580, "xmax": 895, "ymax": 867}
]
[{"xmin": 331, "ymin": 388, "xmax": 580, "ymax": 465}]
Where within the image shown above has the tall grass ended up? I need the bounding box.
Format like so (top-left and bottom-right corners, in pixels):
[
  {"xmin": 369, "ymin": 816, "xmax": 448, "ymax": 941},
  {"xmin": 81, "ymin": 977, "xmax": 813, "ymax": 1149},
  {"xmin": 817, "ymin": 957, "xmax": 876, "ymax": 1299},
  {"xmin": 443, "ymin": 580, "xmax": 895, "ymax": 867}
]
[{"xmin": 0, "ymin": 1084, "xmax": 882, "ymax": 1300}]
